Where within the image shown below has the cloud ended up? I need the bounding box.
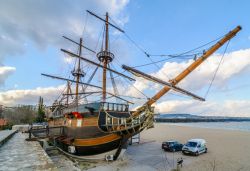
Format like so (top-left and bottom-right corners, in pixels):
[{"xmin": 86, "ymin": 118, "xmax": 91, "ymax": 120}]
[
  {"xmin": 0, "ymin": 82, "xmax": 105, "ymax": 106},
  {"xmin": 155, "ymin": 100, "xmax": 250, "ymax": 117},
  {"xmin": 125, "ymin": 78, "xmax": 150, "ymax": 97},
  {"xmin": 130, "ymin": 48, "xmax": 250, "ymax": 95},
  {"xmin": 0, "ymin": 85, "xmax": 65, "ymax": 106},
  {"xmin": 154, "ymin": 49, "xmax": 250, "ymax": 91},
  {"xmin": 0, "ymin": 66, "xmax": 16, "ymax": 85},
  {"xmin": 121, "ymin": 48, "xmax": 250, "ymax": 116},
  {"xmin": 0, "ymin": 0, "xmax": 129, "ymax": 61}
]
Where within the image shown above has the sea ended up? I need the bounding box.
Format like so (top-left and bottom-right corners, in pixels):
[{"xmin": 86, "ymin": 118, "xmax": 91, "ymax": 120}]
[{"xmin": 165, "ymin": 121, "xmax": 250, "ymax": 132}]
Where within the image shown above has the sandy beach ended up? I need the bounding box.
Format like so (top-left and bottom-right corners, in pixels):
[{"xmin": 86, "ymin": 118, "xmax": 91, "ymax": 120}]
[{"xmin": 88, "ymin": 123, "xmax": 250, "ymax": 171}]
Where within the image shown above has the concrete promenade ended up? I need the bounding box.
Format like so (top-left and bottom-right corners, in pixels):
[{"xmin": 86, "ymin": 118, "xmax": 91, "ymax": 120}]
[
  {"xmin": 0, "ymin": 132, "xmax": 56, "ymax": 171},
  {"xmin": 0, "ymin": 130, "xmax": 16, "ymax": 147}
]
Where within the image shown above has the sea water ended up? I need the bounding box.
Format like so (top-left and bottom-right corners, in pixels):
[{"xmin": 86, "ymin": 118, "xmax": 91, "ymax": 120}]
[{"xmin": 165, "ymin": 121, "xmax": 250, "ymax": 132}]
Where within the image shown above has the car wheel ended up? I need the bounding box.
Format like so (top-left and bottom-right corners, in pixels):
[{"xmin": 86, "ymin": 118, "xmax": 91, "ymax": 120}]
[
  {"xmin": 195, "ymin": 151, "xmax": 199, "ymax": 156},
  {"xmin": 205, "ymin": 148, "xmax": 207, "ymax": 153}
]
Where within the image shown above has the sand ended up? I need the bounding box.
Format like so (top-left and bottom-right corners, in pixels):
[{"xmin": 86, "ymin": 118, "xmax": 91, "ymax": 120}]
[
  {"xmin": 88, "ymin": 123, "xmax": 250, "ymax": 171},
  {"xmin": 142, "ymin": 123, "xmax": 250, "ymax": 171}
]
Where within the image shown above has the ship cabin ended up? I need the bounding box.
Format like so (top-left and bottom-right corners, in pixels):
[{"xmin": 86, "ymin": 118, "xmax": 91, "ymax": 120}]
[{"xmin": 49, "ymin": 102, "xmax": 131, "ymax": 130}]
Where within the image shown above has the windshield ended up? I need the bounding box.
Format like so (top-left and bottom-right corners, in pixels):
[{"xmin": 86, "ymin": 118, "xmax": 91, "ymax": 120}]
[
  {"xmin": 186, "ymin": 142, "xmax": 197, "ymax": 147},
  {"xmin": 167, "ymin": 142, "xmax": 176, "ymax": 146}
]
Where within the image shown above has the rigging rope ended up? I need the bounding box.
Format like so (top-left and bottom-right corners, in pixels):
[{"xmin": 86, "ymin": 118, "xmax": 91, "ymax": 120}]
[
  {"xmin": 81, "ymin": 11, "xmax": 89, "ymax": 38},
  {"xmin": 118, "ymin": 19, "xmax": 226, "ymax": 67},
  {"xmin": 122, "ymin": 76, "xmax": 149, "ymax": 99},
  {"xmin": 147, "ymin": 55, "xmax": 171, "ymax": 80},
  {"xmin": 148, "ymin": 35, "xmax": 224, "ymax": 57},
  {"xmin": 101, "ymin": 23, "xmax": 105, "ymax": 51},
  {"xmin": 108, "ymin": 63, "xmax": 119, "ymax": 97},
  {"xmin": 204, "ymin": 40, "xmax": 230, "ymax": 98},
  {"xmin": 131, "ymin": 54, "xmax": 198, "ymax": 68},
  {"xmin": 111, "ymin": 59, "xmax": 149, "ymax": 99},
  {"xmin": 95, "ymin": 24, "xmax": 105, "ymax": 53}
]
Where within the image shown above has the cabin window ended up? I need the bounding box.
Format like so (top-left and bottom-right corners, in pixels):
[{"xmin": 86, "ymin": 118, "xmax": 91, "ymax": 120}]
[
  {"xmin": 125, "ymin": 105, "xmax": 128, "ymax": 111},
  {"xmin": 107, "ymin": 116, "xmax": 112, "ymax": 125},
  {"xmin": 68, "ymin": 119, "xmax": 72, "ymax": 126},
  {"xmin": 117, "ymin": 105, "xmax": 120, "ymax": 111},
  {"xmin": 115, "ymin": 104, "xmax": 118, "ymax": 111},
  {"xmin": 118, "ymin": 118, "xmax": 124, "ymax": 125},
  {"xmin": 110, "ymin": 103, "xmax": 114, "ymax": 111},
  {"xmin": 121, "ymin": 118, "xmax": 126, "ymax": 125},
  {"xmin": 103, "ymin": 103, "xmax": 108, "ymax": 111},
  {"xmin": 77, "ymin": 119, "xmax": 82, "ymax": 127}
]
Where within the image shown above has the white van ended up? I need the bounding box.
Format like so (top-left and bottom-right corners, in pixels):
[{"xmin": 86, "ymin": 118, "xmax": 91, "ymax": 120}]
[{"xmin": 182, "ymin": 139, "xmax": 207, "ymax": 156}]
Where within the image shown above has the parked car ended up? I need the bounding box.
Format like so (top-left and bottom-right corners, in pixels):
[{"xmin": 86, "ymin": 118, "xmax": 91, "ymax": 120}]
[
  {"xmin": 162, "ymin": 140, "xmax": 183, "ymax": 152},
  {"xmin": 182, "ymin": 139, "xmax": 207, "ymax": 156}
]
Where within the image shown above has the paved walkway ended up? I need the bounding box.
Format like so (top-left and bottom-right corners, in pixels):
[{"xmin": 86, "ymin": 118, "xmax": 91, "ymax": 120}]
[
  {"xmin": 0, "ymin": 132, "xmax": 56, "ymax": 171},
  {"xmin": 0, "ymin": 130, "xmax": 16, "ymax": 146}
]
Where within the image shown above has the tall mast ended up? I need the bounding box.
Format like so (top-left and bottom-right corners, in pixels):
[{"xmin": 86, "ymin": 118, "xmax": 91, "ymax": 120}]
[
  {"xmin": 86, "ymin": 10, "xmax": 127, "ymax": 101},
  {"xmin": 66, "ymin": 81, "xmax": 70, "ymax": 105},
  {"xmin": 75, "ymin": 38, "xmax": 83, "ymax": 105},
  {"xmin": 102, "ymin": 12, "xmax": 109, "ymax": 101}
]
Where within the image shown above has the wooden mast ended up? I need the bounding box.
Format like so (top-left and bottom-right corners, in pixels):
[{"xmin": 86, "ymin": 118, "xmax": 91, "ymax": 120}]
[
  {"xmin": 133, "ymin": 26, "xmax": 242, "ymax": 116},
  {"xmin": 66, "ymin": 81, "xmax": 70, "ymax": 105},
  {"xmin": 102, "ymin": 12, "xmax": 109, "ymax": 102},
  {"xmin": 75, "ymin": 38, "xmax": 83, "ymax": 106},
  {"xmin": 86, "ymin": 10, "xmax": 126, "ymax": 102}
]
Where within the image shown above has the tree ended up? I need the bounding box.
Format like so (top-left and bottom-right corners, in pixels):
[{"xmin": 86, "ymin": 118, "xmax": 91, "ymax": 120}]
[
  {"xmin": 3, "ymin": 105, "xmax": 36, "ymax": 125},
  {"xmin": 36, "ymin": 96, "xmax": 46, "ymax": 123}
]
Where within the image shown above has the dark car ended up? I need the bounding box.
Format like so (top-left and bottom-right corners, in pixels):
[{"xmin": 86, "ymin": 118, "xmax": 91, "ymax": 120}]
[{"xmin": 162, "ymin": 141, "xmax": 183, "ymax": 152}]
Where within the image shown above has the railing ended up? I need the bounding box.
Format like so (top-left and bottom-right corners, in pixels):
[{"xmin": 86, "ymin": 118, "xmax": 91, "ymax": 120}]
[
  {"xmin": 29, "ymin": 126, "xmax": 64, "ymax": 139},
  {"xmin": 97, "ymin": 51, "xmax": 114, "ymax": 62},
  {"xmin": 101, "ymin": 102, "xmax": 129, "ymax": 112},
  {"xmin": 102, "ymin": 106, "xmax": 154, "ymax": 135}
]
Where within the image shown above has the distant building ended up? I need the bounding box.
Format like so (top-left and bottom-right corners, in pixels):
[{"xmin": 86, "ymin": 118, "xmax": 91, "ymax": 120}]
[{"xmin": 0, "ymin": 118, "xmax": 7, "ymax": 129}]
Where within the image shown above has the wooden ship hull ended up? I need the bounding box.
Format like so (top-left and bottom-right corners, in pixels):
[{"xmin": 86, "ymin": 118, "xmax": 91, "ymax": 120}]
[{"xmin": 47, "ymin": 102, "xmax": 154, "ymax": 160}]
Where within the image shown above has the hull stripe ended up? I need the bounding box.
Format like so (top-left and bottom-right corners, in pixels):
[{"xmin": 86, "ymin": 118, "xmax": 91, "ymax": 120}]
[{"xmin": 73, "ymin": 134, "xmax": 121, "ymax": 146}]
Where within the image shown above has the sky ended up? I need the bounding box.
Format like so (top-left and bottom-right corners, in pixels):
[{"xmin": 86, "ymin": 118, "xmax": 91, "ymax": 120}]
[{"xmin": 1, "ymin": 0, "xmax": 250, "ymax": 116}]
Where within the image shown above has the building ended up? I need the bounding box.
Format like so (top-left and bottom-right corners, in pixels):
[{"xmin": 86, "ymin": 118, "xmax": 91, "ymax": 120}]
[{"xmin": 0, "ymin": 119, "xmax": 7, "ymax": 130}]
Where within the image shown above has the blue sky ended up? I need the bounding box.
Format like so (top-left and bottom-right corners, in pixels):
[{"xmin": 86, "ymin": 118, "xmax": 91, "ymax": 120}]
[{"xmin": 1, "ymin": 0, "xmax": 250, "ymax": 116}]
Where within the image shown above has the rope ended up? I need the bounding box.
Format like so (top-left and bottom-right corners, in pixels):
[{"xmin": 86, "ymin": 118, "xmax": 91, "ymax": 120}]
[
  {"xmin": 101, "ymin": 23, "xmax": 105, "ymax": 51},
  {"xmin": 149, "ymin": 35, "xmax": 223, "ymax": 58},
  {"xmin": 204, "ymin": 40, "xmax": 230, "ymax": 98},
  {"xmin": 131, "ymin": 55, "xmax": 196, "ymax": 68},
  {"xmin": 95, "ymin": 24, "xmax": 105, "ymax": 53},
  {"xmin": 147, "ymin": 55, "xmax": 171, "ymax": 80},
  {"xmin": 123, "ymin": 28, "xmax": 223, "ymax": 59},
  {"xmin": 122, "ymin": 76, "xmax": 149, "ymax": 99},
  {"xmin": 81, "ymin": 11, "xmax": 89, "ymax": 38},
  {"xmin": 108, "ymin": 63, "xmax": 119, "ymax": 97},
  {"xmin": 124, "ymin": 33, "xmax": 150, "ymax": 57},
  {"xmin": 111, "ymin": 60, "xmax": 149, "ymax": 99}
]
